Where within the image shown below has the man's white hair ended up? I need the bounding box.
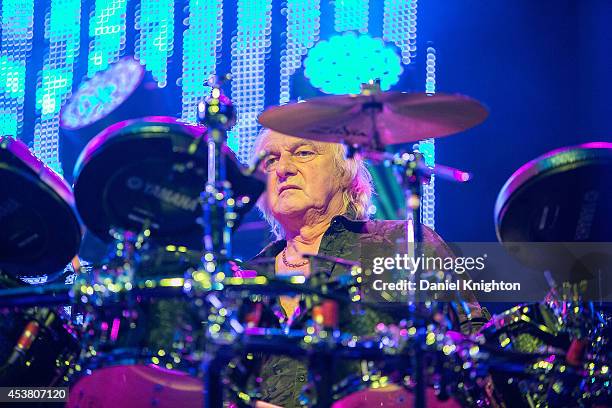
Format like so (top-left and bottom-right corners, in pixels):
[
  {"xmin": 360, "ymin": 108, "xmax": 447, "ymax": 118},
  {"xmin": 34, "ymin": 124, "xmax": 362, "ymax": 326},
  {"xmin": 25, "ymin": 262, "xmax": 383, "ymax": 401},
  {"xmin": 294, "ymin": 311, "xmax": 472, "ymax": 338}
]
[{"xmin": 252, "ymin": 128, "xmax": 374, "ymax": 239}]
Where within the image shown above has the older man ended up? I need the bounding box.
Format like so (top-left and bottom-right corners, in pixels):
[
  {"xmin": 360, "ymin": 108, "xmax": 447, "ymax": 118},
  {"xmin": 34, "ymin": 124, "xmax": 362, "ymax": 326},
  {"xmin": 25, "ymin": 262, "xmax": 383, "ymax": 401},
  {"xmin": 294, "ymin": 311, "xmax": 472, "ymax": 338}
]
[{"xmin": 248, "ymin": 129, "xmax": 487, "ymax": 407}]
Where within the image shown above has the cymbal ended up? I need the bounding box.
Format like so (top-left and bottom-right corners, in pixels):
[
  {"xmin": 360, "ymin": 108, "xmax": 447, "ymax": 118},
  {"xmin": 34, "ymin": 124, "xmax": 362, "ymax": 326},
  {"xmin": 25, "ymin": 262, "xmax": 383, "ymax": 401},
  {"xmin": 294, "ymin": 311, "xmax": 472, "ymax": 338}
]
[{"xmin": 258, "ymin": 92, "xmax": 488, "ymax": 148}]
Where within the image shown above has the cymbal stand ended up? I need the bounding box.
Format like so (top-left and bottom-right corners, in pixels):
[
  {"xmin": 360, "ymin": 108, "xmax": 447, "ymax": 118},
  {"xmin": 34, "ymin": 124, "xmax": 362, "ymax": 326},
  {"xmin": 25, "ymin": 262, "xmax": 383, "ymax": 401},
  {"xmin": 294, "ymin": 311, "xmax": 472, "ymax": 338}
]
[
  {"xmin": 354, "ymin": 81, "xmax": 475, "ymax": 407},
  {"xmin": 348, "ymin": 140, "xmax": 426, "ymax": 405},
  {"xmin": 400, "ymin": 148, "xmax": 428, "ymax": 408},
  {"xmin": 196, "ymin": 74, "xmax": 237, "ymax": 266},
  {"xmin": 196, "ymin": 75, "xmax": 238, "ymax": 408}
]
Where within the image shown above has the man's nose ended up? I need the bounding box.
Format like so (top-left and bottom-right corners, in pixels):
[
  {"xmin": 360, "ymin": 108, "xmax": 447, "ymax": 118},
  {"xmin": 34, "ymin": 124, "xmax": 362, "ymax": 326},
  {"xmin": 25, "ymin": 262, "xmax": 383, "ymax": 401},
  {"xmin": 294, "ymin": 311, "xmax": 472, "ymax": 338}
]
[{"xmin": 275, "ymin": 153, "xmax": 297, "ymax": 178}]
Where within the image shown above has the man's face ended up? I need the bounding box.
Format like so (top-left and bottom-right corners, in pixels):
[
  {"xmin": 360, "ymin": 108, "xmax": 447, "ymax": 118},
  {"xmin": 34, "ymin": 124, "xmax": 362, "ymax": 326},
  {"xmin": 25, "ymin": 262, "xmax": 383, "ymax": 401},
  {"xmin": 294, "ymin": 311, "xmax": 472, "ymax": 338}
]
[{"xmin": 259, "ymin": 131, "xmax": 344, "ymax": 220}]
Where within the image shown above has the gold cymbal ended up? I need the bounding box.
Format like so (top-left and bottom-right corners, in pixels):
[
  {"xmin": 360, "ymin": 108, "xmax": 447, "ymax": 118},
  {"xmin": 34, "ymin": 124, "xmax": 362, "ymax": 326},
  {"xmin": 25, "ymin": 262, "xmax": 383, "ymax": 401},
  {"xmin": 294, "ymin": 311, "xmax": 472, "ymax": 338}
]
[{"xmin": 258, "ymin": 91, "xmax": 488, "ymax": 149}]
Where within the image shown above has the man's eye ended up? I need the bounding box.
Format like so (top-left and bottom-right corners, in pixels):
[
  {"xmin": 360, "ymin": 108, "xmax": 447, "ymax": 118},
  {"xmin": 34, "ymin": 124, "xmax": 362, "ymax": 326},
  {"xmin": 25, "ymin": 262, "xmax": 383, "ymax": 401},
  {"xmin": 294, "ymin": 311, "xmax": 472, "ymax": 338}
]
[
  {"xmin": 294, "ymin": 150, "xmax": 315, "ymax": 157},
  {"xmin": 263, "ymin": 156, "xmax": 278, "ymax": 168}
]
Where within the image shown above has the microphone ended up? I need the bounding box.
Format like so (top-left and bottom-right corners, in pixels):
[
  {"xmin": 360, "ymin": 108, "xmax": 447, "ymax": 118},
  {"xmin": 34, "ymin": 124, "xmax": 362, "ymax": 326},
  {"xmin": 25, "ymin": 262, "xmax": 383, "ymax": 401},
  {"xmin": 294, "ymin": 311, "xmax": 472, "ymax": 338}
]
[
  {"xmin": 7, "ymin": 309, "xmax": 55, "ymax": 365},
  {"xmin": 8, "ymin": 320, "xmax": 40, "ymax": 365}
]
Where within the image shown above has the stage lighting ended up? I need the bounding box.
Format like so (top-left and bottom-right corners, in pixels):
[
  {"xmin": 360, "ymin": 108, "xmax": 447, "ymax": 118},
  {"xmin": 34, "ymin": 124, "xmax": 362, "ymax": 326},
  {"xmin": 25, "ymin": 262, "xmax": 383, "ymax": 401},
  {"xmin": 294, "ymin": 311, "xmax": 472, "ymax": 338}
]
[
  {"xmin": 60, "ymin": 57, "xmax": 143, "ymax": 132},
  {"xmin": 59, "ymin": 56, "xmax": 177, "ymax": 180},
  {"xmin": 304, "ymin": 33, "xmax": 402, "ymax": 95}
]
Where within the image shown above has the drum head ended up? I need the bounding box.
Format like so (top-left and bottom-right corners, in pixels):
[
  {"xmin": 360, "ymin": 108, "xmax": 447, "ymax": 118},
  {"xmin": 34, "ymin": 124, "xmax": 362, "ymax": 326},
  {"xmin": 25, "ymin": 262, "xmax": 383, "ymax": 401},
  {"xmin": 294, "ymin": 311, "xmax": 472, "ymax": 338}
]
[
  {"xmin": 67, "ymin": 365, "xmax": 203, "ymax": 408},
  {"xmin": 496, "ymin": 142, "xmax": 612, "ymax": 242},
  {"xmin": 0, "ymin": 138, "xmax": 82, "ymax": 282},
  {"xmin": 73, "ymin": 117, "xmax": 265, "ymax": 246},
  {"xmin": 495, "ymin": 143, "xmax": 612, "ymax": 271}
]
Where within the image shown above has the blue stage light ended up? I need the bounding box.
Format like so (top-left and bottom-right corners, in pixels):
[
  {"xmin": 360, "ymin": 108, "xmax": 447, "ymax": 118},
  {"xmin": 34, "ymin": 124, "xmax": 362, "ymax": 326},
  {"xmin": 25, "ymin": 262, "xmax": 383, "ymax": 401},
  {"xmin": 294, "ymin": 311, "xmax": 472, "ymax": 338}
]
[
  {"xmin": 425, "ymin": 46, "xmax": 436, "ymax": 95},
  {"xmin": 135, "ymin": 0, "xmax": 174, "ymax": 88},
  {"xmin": 419, "ymin": 46, "xmax": 437, "ymax": 229},
  {"xmin": 0, "ymin": 0, "xmax": 34, "ymax": 139},
  {"xmin": 383, "ymin": 0, "xmax": 418, "ymax": 65},
  {"xmin": 279, "ymin": 0, "xmax": 320, "ymax": 105},
  {"xmin": 60, "ymin": 57, "xmax": 144, "ymax": 131},
  {"xmin": 334, "ymin": 0, "xmax": 369, "ymax": 33},
  {"xmin": 181, "ymin": 0, "xmax": 223, "ymax": 122},
  {"xmin": 304, "ymin": 33, "xmax": 402, "ymax": 95},
  {"xmin": 33, "ymin": 0, "xmax": 81, "ymax": 174},
  {"xmin": 87, "ymin": 0, "xmax": 128, "ymax": 77},
  {"xmin": 229, "ymin": 0, "xmax": 272, "ymax": 161}
]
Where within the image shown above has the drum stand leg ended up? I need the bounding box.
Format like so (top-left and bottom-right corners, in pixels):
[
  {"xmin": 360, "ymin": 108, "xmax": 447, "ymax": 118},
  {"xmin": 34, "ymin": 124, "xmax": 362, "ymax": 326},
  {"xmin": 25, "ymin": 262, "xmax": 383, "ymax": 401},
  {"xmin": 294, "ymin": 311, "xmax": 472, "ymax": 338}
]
[
  {"xmin": 413, "ymin": 343, "xmax": 425, "ymax": 408},
  {"xmin": 203, "ymin": 361, "xmax": 223, "ymax": 408},
  {"xmin": 399, "ymin": 151, "xmax": 427, "ymax": 408},
  {"xmin": 311, "ymin": 351, "xmax": 334, "ymax": 408},
  {"xmin": 203, "ymin": 345, "xmax": 233, "ymax": 408}
]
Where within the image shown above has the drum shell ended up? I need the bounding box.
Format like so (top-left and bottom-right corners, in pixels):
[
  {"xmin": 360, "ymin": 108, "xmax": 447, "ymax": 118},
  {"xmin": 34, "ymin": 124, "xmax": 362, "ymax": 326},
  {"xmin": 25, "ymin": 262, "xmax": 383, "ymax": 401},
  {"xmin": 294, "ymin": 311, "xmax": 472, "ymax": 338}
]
[{"xmin": 0, "ymin": 137, "xmax": 82, "ymax": 283}]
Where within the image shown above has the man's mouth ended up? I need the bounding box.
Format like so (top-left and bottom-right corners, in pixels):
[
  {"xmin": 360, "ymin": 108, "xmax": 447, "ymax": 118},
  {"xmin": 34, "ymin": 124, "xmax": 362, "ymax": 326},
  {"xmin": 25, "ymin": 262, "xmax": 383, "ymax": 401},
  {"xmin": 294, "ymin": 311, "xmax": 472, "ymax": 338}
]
[{"xmin": 278, "ymin": 185, "xmax": 300, "ymax": 194}]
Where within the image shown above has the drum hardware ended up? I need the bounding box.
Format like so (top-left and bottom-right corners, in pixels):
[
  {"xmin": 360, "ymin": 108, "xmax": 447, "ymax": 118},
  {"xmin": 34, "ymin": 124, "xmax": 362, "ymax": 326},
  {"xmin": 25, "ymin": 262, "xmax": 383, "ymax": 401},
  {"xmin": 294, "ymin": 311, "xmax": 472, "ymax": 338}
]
[
  {"xmin": 203, "ymin": 265, "xmax": 341, "ymax": 406},
  {"xmin": 466, "ymin": 287, "xmax": 611, "ymax": 407},
  {"xmin": 464, "ymin": 302, "xmax": 610, "ymax": 405},
  {"xmin": 205, "ymin": 261, "xmax": 464, "ymax": 407},
  {"xmin": 0, "ymin": 306, "xmax": 80, "ymax": 387},
  {"xmin": 203, "ymin": 271, "xmax": 363, "ymax": 407},
  {"xmin": 206, "ymin": 320, "xmax": 459, "ymax": 407},
  {"xmin": 194, "ymin": 74, "xmax": 238, "ymax": 264},
  {"xmin": 69, "ymin": 266, "xmax": 211, "ymax": 398},
  {"xmin": 189, "ymin": 74, "xmax": 255, "ymax": 407},
  {"xmin": 5, "ymin": 64, "xmax": 611, "ymax": 408},
  {"xmin": 66, "ymin": 97, "xmax": 264, "ymax": 407},
  {"xmin": 484, "ymin": 142, "xmax": 612, "ymax": 406}
]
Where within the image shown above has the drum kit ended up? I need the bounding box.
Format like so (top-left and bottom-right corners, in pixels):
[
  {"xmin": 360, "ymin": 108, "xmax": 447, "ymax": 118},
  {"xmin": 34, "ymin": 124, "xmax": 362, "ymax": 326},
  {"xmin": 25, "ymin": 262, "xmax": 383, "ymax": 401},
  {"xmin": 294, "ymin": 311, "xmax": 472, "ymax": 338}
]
[{"xmin": 0, "ymin": 76, "xmax": 610, "ymax": 408}]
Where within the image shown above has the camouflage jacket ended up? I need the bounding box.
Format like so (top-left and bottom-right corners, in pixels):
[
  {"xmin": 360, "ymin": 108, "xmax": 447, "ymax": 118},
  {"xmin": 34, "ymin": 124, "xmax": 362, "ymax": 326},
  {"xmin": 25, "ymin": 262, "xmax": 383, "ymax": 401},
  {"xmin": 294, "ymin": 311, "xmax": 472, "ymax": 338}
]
[{"xmin": 248, "ymin": 214, "xmax": 489, "ymax": 407}]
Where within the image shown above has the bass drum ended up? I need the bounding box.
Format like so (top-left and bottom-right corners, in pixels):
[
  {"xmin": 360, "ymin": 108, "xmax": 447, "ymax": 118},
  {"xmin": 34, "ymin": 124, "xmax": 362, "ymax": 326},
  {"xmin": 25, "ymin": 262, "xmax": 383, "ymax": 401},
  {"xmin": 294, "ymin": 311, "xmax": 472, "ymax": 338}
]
[
  {"xmin": 333, "ymin": 385, "xmax": 461, "ymax": 408},
  {"xmin": 67, "ymin": 365, "xmax": 203, "ymax": 408}
]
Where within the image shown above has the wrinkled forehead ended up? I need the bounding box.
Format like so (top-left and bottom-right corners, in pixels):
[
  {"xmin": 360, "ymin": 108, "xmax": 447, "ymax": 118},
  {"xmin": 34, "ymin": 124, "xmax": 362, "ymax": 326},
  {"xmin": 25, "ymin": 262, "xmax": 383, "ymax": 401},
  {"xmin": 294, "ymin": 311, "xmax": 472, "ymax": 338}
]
[{"xmin": 256, "ymin": 130, "xmax": 334, "ymax": 153}]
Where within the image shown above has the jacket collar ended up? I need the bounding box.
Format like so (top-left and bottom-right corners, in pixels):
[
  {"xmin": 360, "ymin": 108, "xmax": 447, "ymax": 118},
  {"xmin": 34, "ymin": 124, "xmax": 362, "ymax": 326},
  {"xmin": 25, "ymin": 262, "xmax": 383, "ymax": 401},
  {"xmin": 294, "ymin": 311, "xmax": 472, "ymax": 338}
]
[{"xmin": 254, "ymin": 212, "xmax": 366, "ymax": 258}]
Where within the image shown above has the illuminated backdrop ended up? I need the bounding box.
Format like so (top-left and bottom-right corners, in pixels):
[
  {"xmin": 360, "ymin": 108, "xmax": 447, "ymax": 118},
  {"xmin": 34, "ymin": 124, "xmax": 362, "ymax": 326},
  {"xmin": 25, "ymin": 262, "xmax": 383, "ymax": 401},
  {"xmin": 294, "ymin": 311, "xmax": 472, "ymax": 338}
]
[
  {"xmin": 0, "ymin": 0, "xmax": 435, "ymax": 226},
  {"xmin": 2, "ymin": 1, "xmax": 607, "ymax": 247}
]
